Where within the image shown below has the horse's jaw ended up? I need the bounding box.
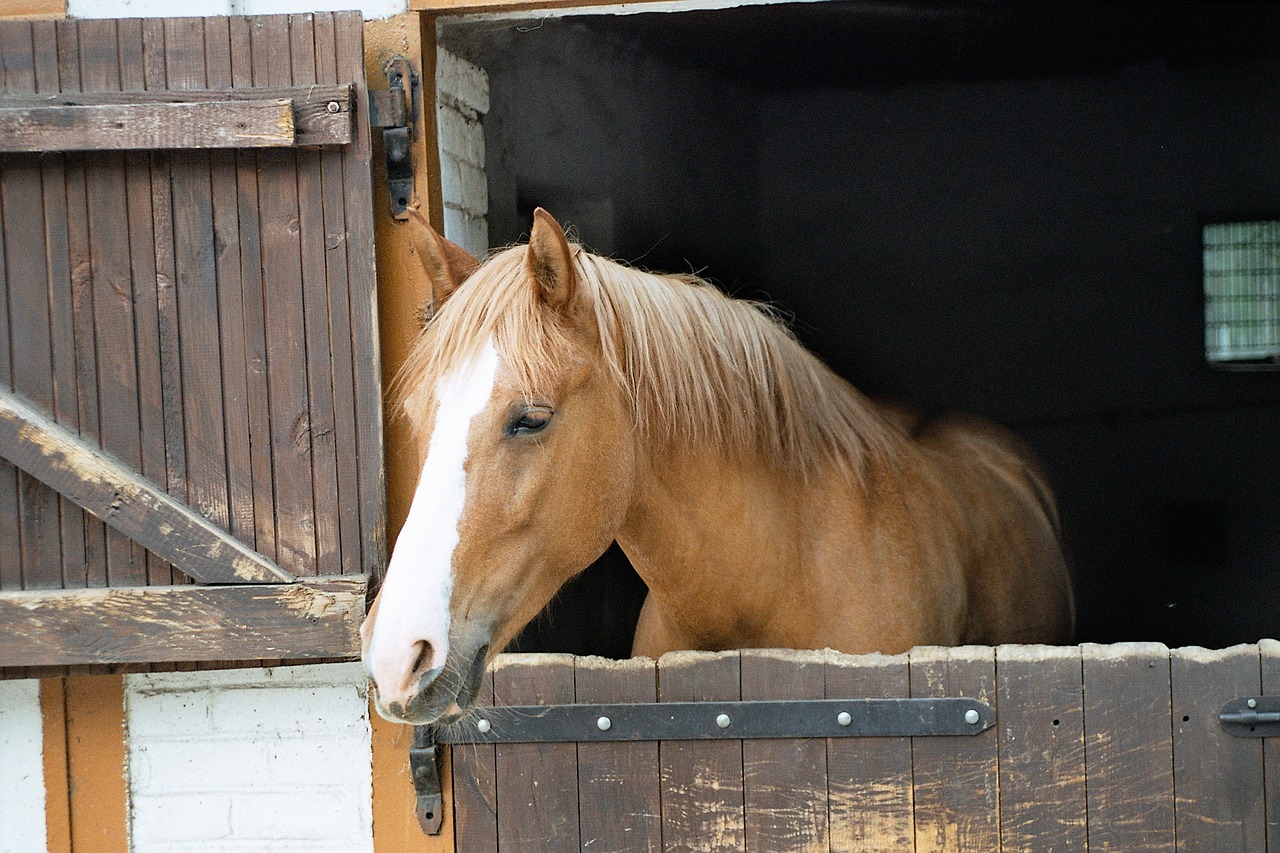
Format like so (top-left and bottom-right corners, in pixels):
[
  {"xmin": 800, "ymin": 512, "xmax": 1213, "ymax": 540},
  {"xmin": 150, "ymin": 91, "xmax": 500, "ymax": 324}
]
[{"xmin": 370, "ymin": 638, "xmax": 491, "ymax": 726}]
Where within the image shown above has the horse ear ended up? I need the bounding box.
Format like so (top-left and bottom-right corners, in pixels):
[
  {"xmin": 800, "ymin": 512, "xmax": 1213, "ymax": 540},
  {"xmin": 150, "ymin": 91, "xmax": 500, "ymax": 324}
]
[
  {"xmin": 527, "ymin": 207, "xmax": 576, "ymax": 312},
  {"xmin": 405, "ymin": 207, "xmax": 480, "ymax": 316}
]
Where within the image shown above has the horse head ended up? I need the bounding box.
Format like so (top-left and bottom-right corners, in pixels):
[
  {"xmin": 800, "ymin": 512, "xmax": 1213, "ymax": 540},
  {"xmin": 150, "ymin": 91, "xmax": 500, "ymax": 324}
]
[{"xmin": 361, "ymin": 209, "xmax": 637, "ymax": 724}]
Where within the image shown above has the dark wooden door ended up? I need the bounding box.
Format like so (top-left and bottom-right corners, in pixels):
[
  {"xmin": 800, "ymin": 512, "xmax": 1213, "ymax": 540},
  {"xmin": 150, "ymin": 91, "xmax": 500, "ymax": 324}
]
[{"xmin": 0, "ymin": 13, "xmax": 383, "ymax": 674}]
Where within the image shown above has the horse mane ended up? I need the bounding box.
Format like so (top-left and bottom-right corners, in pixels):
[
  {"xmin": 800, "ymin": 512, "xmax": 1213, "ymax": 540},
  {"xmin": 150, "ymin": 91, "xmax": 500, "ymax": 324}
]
[{"xmin": 394, "ymin": 242, "xmax": 899, "ymax": 481}]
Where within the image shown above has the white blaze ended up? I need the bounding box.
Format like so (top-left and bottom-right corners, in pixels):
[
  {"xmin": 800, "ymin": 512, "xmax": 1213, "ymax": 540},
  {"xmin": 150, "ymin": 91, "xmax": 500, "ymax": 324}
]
[{"xmin": 368, "ymin": 339, "xmax": 500, "ymax": 699}]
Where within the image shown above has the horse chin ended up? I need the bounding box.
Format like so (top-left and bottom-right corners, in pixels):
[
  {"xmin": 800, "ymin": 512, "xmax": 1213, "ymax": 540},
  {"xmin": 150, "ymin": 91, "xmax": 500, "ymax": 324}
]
[{"xmin": 373, "ymin": 641, "xmax": 491, "ymax": 726}]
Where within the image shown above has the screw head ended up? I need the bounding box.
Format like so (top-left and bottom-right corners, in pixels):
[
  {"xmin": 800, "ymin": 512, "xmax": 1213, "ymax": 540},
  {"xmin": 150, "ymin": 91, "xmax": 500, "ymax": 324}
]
[
  {"xmin": 1248, "ymin": 698, "xmax": 1259, "ymax": 709},
  {"xmin": 964, "ymin": 709, "xmax": 981, "ymax": 725},
  {"xmin": 326, "ymin": 100, "xmax": 341, "ymax": 113},
  {"xmin": 476, "ymin": 718, "xmax": 492, "ymax": 734},
  {"xmin": 596, "ymin": 716, "xmax": 612, "ymax": 732},
  {"xmin": 837, "ymin": 711, "xmax": 852, "ymax": 727},
  {"xmin": 715, "ymin": 713, "xmax": 732, "ymax": 729}
]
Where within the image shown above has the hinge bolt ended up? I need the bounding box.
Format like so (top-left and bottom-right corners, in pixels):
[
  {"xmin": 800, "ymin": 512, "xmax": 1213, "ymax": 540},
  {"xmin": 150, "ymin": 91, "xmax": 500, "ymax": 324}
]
[
  {"xmin": 964, "ymin": 709, "xmax": 981, "ymax": 725},
  {"xmin": 837, "ymin": 711, "xmax": 852, "ymax": 727},
  {"xmin": 1248, "ymin": 698, "xmax": 1259, "ymax": 709},
  {"xmin": 326, "ymin": 100, "xmax": 341, "ymax": 114},
  {"xmin": 596, "ymin": 716, "xmax": 612, "ymax": 732},
  {"xmin": 716, "ymin": 713, "xmax": 732, "ymax": 729},
  {"xmin": 476, "ymin": 718, "xmax": 492, "ymax": 734}
]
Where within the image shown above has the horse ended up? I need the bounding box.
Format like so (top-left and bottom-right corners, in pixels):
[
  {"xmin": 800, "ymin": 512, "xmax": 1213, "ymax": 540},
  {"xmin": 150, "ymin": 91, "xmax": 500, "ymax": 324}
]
[{"xmin": 361, "ymin": 208, "xmax": 1075, "ymax": 725}]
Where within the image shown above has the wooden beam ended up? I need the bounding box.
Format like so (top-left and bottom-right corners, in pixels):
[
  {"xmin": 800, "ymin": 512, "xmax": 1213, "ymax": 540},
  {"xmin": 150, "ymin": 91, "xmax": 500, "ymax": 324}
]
[
  {"xmin": 0, "ymin": 84, "xmax": 353, "ymax": 149},
  {"xmin": 0, "ymin": 0, "xmax": 64, "ymax": 19},
  {"xmin": 0, "ymin": 577, "xmax": 366, "ymax": 667},
  {"xmin": 0, "ymin": 387, "xmax": 294, "ymax": 584}
]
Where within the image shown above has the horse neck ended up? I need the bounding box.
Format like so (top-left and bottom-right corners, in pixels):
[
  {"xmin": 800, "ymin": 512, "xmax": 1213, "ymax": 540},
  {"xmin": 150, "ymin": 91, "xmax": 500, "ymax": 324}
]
[{"xmin": 615, "ymin": 444, "xmax": 848, "ymax": 653}]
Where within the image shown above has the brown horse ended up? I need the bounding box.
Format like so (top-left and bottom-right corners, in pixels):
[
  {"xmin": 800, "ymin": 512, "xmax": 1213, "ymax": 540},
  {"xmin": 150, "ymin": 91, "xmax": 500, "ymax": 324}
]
[{"xmin": 361, "ymin": 209, "xmax": 1074, "ymax": 724}]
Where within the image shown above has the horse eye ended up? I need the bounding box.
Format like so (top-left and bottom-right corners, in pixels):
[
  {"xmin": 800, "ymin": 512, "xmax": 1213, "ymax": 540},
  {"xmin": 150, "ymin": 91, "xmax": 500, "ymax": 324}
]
[{"xmin": 510, "ymin": 408, "xmax": 552, "ymax": 436}]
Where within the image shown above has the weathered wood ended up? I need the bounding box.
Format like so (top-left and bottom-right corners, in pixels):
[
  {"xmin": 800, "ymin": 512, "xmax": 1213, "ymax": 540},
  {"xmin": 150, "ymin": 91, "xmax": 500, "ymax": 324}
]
[
  {"xmin": 1259, "ymin": 639, "xmax": 1280, "ymax": 848},
  {"xmin": 1082, "ymin": 642, "xmax": 1176, "ymax": 852},
  {"xmin": 741, "ymin": 649, "xmax": 829, "ymax": 852},
  {"xmin": 824, "ymin": 650, "xmax": 914, "ymax": 853},
  {"xmin": 575, "ymin": 656, "xmax": 661, "ymax": 853},
  {"xmin": 909, "ymin": 645, "xmax": 1000, "ymax": 853},
  {"xmin": 0, "ymin": 99, "xmax": 301, "ymax": 151},
  {"xmin": 996, "ymin": 644, "xmax": 1086, "ymax": 852},
  {"xmin": 0, "ymin": 84, "xmax": 351, "ymax": 146},
  {"xmin": 0, "ymin": 576, "xmax": 364, "ymax": 666},
  {"xmin": 0, "ymin": 387, "xmax": 293, "ymax": 584},
  {"xmin": 493, "ymin": 654, "xmax": 580, "ymax": 852},
  {"xmin": 657, "ymin": 650, "xmax": 745, "ymax": 852},
  {"xmin": 451, "ymin": 662, "xmax": 498, "ymax": 853},
  {"xmin": 1171, "ymin": 645, "xmax": 1264, "ymax": 852}
]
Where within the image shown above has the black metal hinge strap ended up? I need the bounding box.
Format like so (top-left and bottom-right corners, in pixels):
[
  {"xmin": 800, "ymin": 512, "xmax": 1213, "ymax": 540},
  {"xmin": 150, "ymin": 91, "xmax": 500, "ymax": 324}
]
[
  {"xmin": 1220, "ymin": 696, "xmax": 1280, "ymax": 737},
  {"xmin": 430, "ymin": 697, "xmax": 994, "ymax": 745},
  {"xmin": 368, "ymin": 55, "xmax": 418, "ymax": 220},
  {"xmin": 409, "ymin": 727, "xmax": 444, "ymax": 836}
]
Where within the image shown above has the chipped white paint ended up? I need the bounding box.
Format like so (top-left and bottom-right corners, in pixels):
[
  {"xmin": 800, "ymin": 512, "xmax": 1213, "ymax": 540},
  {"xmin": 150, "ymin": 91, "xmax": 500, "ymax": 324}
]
[
  {"xmin": 125, "ymin": 664, "xmax": 372, "ymax": 853},
  {"xmin": 368, "ymin": 340, "xmax": 500, "ymax": 704},
  {"xmin": 68, "ymin": 0, "xmax": 407, "ymax": 19},
  {"xmin": 0, "ymin": 680, "xmax": 46, "ymax": 853}
]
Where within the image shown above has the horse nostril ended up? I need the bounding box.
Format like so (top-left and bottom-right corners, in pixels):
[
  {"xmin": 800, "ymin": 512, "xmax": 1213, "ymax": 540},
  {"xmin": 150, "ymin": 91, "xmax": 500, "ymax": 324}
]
[{"xmin": 410, "ymin": 640, "xmax": 432, "ymax": 677}]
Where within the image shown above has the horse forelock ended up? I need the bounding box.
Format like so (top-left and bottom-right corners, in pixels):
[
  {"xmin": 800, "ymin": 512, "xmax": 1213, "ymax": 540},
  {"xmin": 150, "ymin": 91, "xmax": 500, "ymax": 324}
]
[{"xmin": 394, "ymin": 240, "xmax": 898, "ymax": 480}]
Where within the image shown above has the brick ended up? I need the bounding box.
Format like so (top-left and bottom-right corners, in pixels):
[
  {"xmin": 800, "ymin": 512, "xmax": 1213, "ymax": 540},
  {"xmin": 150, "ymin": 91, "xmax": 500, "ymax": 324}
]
[
  {"xmin": 440, "ymin": 157, "xmax": 488, "ymax": 215},
  {"xmin": 232, "ymin": 790, "xmax": 369, "ymax": 842},
  {"xmin": 437, "ymin": 47, "xmax": 489, "ymax": 115},
  {"xmin": 129, "ymin": 793, "xmax": 234, "ymax": 843},
  {"xmin": 438, "ymin": 103, "xmax": 485, "ymax": 168},
  {"xmin": 443, "ymin": 205, "xmax": 489, "ymax": 257},
  {"xmin": 0, "ymin": 680, "xmax": 45, "ymax": 853}
]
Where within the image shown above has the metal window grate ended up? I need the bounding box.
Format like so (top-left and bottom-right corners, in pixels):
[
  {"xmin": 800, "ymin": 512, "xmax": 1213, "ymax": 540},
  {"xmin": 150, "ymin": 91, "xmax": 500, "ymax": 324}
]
[{"xmin": 1203, "ymin": 221, "xmax": 1280, "ymax": 369}]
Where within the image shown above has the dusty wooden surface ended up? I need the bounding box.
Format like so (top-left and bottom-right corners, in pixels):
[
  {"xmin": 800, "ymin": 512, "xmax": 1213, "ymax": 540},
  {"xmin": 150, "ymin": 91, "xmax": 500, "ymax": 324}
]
[
  {"xmin": 444, "ymin": 644, "xmax": 1277, "ymax": 852},
  {"xmin": 0, "ymin": 576, "xmax": 365, "ymax": 666}
]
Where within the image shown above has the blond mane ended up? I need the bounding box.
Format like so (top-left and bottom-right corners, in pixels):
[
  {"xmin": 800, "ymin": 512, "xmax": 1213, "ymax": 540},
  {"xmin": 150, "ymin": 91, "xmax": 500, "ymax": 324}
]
[{"xmin": 395, "ymin": 242, "xmax": 898, "ymax": 480}]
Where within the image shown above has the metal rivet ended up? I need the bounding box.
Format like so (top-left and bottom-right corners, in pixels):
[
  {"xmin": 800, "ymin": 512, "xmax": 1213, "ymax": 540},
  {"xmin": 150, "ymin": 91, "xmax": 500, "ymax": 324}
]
[
  {"xmin": 964, "ymin": 709, "xmax": 981, "ymax": 725},
  {"xmin": 596, "ymin": 716, "xmax": 612, "ymax": 732},
  {"xmin": 1248, "ymin": 698, "xmax": 1259, "ymax": 709},
  {"xmin": 837, "ymin": 711, "xmax": 852, "ymax": 727},
  {"xmin": 716, "ymin": 713, "xmax": 732, "ymax": 729},
  {"xmin": 326, "ymin": 100, "xmax": 341, "ymax": 113},
  {"xmin": 476, "ymin": 718, "xmax": 491, "ymax": 734}
]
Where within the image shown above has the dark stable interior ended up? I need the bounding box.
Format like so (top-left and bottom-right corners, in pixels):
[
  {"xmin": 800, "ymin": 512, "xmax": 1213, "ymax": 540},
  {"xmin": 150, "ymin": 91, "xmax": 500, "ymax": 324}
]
[{"xmin": 440, "ymin": 0, "xmax": 1280, "ymax": 656}]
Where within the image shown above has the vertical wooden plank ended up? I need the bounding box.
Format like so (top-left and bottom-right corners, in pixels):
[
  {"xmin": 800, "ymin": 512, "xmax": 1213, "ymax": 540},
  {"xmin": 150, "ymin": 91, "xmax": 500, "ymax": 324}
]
[
  {"xmin": 1171, "ymin": 644, "xmax": 1264, "ymax": 852},
  {"xmin": 336, "ymin": 9, "xmax": 386, "ymax": 576},
  {"xmin": 575, "ymin": 656, "xmax": 661, "ymax": 853},
  {"xmin": 252, "ymin": 13, "xmax": 317, "ymax": 575},
  {"xmin": 315, "ymin": 11, "xmax": 363, "ymax": 576},
  {"xmin": 56, "ymin": 18, "xmax": 109, "ymax": 591},
  {"xmin": 909, "ymin": 645, "xmax": 999, "ymax": 853},
  {"xmin": 290, "ymin": 12, "xmax": 342, "ymax": 576},
  {"xmin": 0, "ymin": 20, "xmax": 59, "ymax": 594},
  {"xmin": 740, "ymin": 649, "xmax": 828, "ymax": 852},
  {"xmin": 116, "ymin": 18, "xmax": 172, "ymax": 589},
  {"xmin": 450, "ymin": 662, "xmax": 498, "ymax": 853},
  {"xmin": 199, "ymin": 15, "xmax": 258, "ymax": 558},
  {"xmin": 996, "ymin": 644, "xmax": 1086, "ymax": 852},
  {"xmin": 79, "ymin": 17, "xmax": 147, "ymax": 587},
  {"xmin": 824, "ymin": 650, "xmax": 913, "ymax": 853},
  {"xmin": 1262, "ymin": 639, "xmax": 1280, "ymax": 849},
  {"xmin": 494, "ymin": 653, "xmax": 580, "ymax": 852},
  {"xmin": 658, "ymin": 650, "xmax": 745, "ymax": 852},
  {"xmin": 64, "ymin": 675, "xmax": 128, "ymax": 853},
  {"xmin": 166, "ymin": 17, "xmax": 233, "ymax": 556},
  {"xmin": 141, "ymin": 17, "xmax": 186, "ymax": 587},
  {"xmin": 1082, "ymin": 642, "xmax": 1176, "ymax": 852}
]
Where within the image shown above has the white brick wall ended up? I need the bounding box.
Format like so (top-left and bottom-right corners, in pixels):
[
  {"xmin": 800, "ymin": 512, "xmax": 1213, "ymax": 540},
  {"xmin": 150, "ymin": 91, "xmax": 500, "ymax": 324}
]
[
  {"xmin": 0, "ymin": 680, "xmax": 46, "ymax": 853},
  {"xmin": 68, "ymin": 0, "xmax": 408, "ymax": 19},
  {"xmin": 437, "ymin": 48, "xmax": 490, "ymax": 258},
  {"xmin": 125, "ymin": 664, "xmax": 373, "ymax": 853}
]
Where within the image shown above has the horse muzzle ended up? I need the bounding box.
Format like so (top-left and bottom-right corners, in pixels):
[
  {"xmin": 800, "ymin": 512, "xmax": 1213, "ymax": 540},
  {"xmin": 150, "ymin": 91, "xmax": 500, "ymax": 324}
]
[{"xmin": 368, "ymin": 639, "xmax": 491, "ymax": 726}]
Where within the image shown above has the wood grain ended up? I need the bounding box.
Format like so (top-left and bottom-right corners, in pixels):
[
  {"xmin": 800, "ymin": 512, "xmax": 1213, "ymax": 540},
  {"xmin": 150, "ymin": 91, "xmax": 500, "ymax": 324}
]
[
  {"xmin": 493, "ymin": 654, "xmax": 580, "ymax": 852},
  {"xmin": 0, "ymin": 576, "xmax": 365, "ymax": 666},
  {"xmin": 825, "ymin": 649, "xmax": 914, "ymax": 853},
  {"xmin": 575, "ymin": 655, "xmax": 661, "ymax": 853},
  {"xmin": 1082, "ymin": 643, "xmax": 1176, "ymax": 852},
  {"xmin": 1171, "ymin": 644, "xmax": 1264, "ymax": 852},
  {"xmin": 0, "ymin": 386, "xmax": 293, "ymax": 584},
  {"xmin": 450, "ymin": 661, "xmax": 498, "ymax": 853}
]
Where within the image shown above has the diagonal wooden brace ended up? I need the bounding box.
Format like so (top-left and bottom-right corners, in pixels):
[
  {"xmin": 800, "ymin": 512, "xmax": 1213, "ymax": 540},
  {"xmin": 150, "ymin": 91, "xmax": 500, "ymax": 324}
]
[{"xmin": 0, "ymin": 386, "xmax": 294, "ymax": 584}]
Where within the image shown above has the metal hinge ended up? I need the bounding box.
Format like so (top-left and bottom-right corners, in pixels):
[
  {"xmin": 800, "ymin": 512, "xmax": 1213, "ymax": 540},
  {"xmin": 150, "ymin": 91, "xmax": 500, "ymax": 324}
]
[
  {"xmin": 429, "ymin": 697, "xmax": 995, "ymax": 745},
  {"xmin": 1219, "ymin": 696, "xmax": 1280, "ymax": 737},
  {"xmin": 409, "ymin": 726, "xmax": 444, "ymax": 835},
  {"xmin": 368, "ymin": 56, "xmax": 418, "ymax": 220}
]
